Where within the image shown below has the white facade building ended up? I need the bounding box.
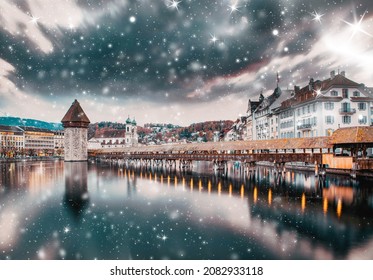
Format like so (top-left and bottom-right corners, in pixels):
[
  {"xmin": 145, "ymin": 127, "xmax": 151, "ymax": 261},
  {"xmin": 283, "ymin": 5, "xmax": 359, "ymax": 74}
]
[
  {"xmin": 276, "ymin": 71, "xmax": 373, "ymax": 138},
  {"xmin": 252, "ymin": 87, "xmax": 293, "ymax": 140},
  {"xmin": 88, "ymin": 117, "xmax": 139, "ymax": 149}
]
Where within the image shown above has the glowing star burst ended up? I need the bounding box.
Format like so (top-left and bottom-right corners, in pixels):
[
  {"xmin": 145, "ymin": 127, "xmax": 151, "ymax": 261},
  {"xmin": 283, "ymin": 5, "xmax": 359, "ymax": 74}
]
[
  {"xmin": 29, "ymin": 15, "xmax": 40, "ymax": 25},
  {"xmin": 210, "ymin": 34, "xmax": 218, "ymax": 44},
  {"xmin": 228, "ymin": 2, "xmax": 240, "ymax": 14},
  {"xmin": 167, "ymin": 0, "xmax": 181, "ymax": 11},
  {"xmin": 311, "ymin": 11, "xmax": 324, "ymax": 23},
  {"xmin": 342, "ymin": 11, "xmax": 373, "ymax": 40}
]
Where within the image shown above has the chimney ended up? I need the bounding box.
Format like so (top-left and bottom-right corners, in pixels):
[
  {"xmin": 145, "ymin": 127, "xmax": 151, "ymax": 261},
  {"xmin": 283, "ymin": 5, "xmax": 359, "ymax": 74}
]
[
  {"xmin": 340, "ymin": 71, "xmax": 345, "ymax": 77},
  {"xmin": 294, "ymin": 85, "xmax": 300, "ymax": 92},
  {"xmin": 308, "ymin": 78, "xmax": 314, "ymax": 91},
  {"xmin": 330, "ymin": 70, "xmax": 335, "ymax": 78}
]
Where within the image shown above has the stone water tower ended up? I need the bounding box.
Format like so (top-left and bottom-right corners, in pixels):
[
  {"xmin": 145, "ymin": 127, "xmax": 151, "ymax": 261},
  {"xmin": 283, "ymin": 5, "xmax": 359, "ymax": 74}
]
[{"xmin": 61, "ymin": 99, "xmax": 90, "ymax": 161}]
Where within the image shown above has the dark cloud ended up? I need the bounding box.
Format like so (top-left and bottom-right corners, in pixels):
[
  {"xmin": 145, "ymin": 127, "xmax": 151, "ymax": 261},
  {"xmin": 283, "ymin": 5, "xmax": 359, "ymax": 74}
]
[{"xmin": 1, "ymin": 0, "xmax": 372, "ymax": 107}]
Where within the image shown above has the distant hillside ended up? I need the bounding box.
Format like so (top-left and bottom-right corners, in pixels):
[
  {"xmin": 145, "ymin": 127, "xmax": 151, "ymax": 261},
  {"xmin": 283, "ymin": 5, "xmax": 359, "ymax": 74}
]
[
  {"xmin": 89, "ymin": 120, "xmax": 234, "ymax": 143},
  {"xmin": 0, "ymin": 116, "xmax": 63, "ymax": 131}
]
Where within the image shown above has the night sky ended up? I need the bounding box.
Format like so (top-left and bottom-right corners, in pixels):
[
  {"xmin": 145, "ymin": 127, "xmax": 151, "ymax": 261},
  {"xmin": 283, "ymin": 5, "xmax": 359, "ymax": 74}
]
[{"xmin": 0, "ymin": 0, "xmax": 372, "ymax": 125}]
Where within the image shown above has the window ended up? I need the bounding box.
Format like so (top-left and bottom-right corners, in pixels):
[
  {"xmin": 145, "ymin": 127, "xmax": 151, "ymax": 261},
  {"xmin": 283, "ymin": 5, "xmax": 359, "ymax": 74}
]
[
  {"xmin": 342, "ymin": 115, "xmax": 351, "ymax": 124},
  {"xmin": 313, "ymin": 103, "xmax": 316, "ymax": 112},
  {"xmin": 342, "ymin": 89, "xmax": 349, "ymax": 98},
  {"xmin": 359, "ymin": 116, "xmax": 367, "ymax": 124},
  {"xmin": 353, "ymin": 91, "xmax": 360, "ymax": 97},
  {"xmin": 324, "ymin": 102, "xmax": 334, "ymax": 110},
  {"xmin": 341, "ymin": 102, "xmax": 351, "ymax": 112},
  {"xmin": 358, "ymin": 102, "xmax": 366, "ymax": 110},
  {"xmin": 325, "ymin": 115, "xmax": 334, "ymax": 124},
  {"xmin": 297, "ymin": 108, "xmax": 300, "ymax": 116},
  {"xmin": 307, "ymin": 105, "xmax": 310, "ymax": 113},
  {"xmin": 330, "ymin": 90, "xmax": 338, "ymax": 96}
]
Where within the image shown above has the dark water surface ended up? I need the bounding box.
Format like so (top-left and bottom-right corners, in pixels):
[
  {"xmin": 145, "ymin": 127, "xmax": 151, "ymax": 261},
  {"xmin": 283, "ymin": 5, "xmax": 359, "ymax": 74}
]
[{"xmin": 0, "ymin": 160, "xmax": 373, "ymax": 260}]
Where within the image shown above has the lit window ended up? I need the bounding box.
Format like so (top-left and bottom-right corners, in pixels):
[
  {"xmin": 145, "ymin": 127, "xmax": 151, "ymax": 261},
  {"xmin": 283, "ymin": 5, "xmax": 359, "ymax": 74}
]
[
  {"xmin": 326, "ymin": 129, "xmax": 333, "ymax": 136},
  {"xmin": 359, "ymin": 116, "xmax": 367, "ymax": 124}
]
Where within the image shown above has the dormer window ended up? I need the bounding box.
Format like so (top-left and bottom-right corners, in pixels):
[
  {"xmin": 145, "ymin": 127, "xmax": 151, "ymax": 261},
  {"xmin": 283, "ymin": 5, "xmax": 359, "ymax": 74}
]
[
  {"xmin": 342, "ymin": 89, "xmax": 349, "ymax": 98},
  {"xmin": 330, "ymin": 90, "xmax": 338, "ymax": 96},
  {"xmin": 353, "ymin": 91, "xmax": 360, "ymax": 97}
]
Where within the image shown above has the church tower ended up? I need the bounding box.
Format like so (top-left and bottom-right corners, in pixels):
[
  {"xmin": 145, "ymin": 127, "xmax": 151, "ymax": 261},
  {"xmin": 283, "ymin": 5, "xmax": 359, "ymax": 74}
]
[{"xmin": 61, "ymin": 100, "xmax": 90, "ymax": 161}]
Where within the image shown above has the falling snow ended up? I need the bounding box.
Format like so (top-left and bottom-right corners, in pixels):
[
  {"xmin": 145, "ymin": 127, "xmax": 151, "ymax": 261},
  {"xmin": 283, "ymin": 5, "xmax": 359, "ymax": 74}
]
[{"xmin": 0, "ymin": 0, "xmax": 371, "ymax": 125}]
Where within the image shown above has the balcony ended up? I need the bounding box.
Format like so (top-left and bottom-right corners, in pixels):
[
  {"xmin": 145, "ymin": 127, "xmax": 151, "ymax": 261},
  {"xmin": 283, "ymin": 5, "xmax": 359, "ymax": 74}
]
[
  {"xmin": 297, "ymin": 124, "xmax": 312, "ymax": 130},
  {"xmin": 339, "ymin": 108, "xmax": 356, "ymax": 115}
]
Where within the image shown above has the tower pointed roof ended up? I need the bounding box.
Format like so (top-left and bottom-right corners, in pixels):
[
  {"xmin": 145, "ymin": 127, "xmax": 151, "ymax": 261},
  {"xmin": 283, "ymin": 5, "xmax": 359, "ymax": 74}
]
[{"xmin": 61, "ymin": 99, "xmax": 90, "ymax": 128}]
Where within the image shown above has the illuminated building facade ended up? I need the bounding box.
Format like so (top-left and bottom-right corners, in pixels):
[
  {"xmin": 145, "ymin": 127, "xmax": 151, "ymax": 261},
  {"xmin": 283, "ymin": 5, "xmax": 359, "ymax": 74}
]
[
  {"xmin": 0, "ymin": 125, "xmax": 24, "ymax": 157},
  {"xmin": 21, "ymin": 126, "xmax": 55, "ymax": 156}
]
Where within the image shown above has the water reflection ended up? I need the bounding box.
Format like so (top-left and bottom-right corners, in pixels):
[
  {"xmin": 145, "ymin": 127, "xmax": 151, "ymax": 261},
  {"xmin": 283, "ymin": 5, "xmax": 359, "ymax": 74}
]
[
  {"xmin": 64, "ymin": 162, "xmax": 89, "ymax": 218},
  {"xmin": 0, "ymin": 160, "xmax": 373, "ymax": 259}
]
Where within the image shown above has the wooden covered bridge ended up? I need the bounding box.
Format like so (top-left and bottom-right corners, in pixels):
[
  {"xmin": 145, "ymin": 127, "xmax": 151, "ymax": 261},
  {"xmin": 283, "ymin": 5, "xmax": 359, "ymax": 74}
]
[{"xmin": 89, "ymin": 127, "xmax": 373, "ymax": 177}]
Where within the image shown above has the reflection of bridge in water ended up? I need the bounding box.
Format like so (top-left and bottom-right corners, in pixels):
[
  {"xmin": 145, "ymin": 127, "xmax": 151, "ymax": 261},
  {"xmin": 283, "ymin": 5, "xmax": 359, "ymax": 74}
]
[
  {"xmin": 90, "ymin": 127, "xmax": 373, "ymax": 178},
  {"xmin": 95, "ymin": 161, "xmax": 373, "ymax": 259}
]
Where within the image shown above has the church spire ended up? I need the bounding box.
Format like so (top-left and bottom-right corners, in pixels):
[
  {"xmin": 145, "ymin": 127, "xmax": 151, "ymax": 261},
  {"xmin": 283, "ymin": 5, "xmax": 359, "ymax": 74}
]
[{"xmin": 276, "ymin": 72, "xmax": 280, "ymax": 88}]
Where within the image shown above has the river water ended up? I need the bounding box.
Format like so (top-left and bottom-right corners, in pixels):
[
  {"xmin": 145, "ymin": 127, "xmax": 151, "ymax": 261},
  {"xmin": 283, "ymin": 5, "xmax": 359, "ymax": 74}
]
[{"xmin": 0, "ymin": 160, "xmax": 373, "ymax": 260}]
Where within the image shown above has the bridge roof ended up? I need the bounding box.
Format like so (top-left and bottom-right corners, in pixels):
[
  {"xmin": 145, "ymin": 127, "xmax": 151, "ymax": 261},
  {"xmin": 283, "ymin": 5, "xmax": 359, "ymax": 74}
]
[
  {"xmin": 330, "ymin": 126, "xmax": 373, "ymax": 144},
  {"xmin": 94, "ymin": 136, "xmax": 331, "ymax": 154}
]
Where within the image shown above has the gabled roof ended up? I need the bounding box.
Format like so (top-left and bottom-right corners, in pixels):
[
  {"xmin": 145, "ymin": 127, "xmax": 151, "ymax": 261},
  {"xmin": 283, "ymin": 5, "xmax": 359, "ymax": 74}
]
[
  {"xmin": 255, "ymin": 87, "xmax": 282, "ymax": 112},
  {"xmin": 278, "ymin": 74, "xmax": 364, "ymax": 110},
  {"xmin": 20, "ymin": 126, "xmax": 53, "ymax": 133},
  {"xmin": 320, "ymin": 74, "xmax": 360, "ymax": 91},
  {"xmin": 330, "ymin": 126, "xmax": 373, "ymax": 144},
  {"xmin": 61, "ymin": 100, "xmax": 90, "ymax": 128}
]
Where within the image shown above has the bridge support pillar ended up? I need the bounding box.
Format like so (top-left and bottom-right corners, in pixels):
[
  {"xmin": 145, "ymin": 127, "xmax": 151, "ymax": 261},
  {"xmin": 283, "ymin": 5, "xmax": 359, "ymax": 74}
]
[
  {"xmin": 351, "ymin": 162, "xmax": 359, "ymax": 179},
  {"xmin": 179, "ymin": 159, "xmax": 192, "ymax": 170},
  {"xmin": 213, "ymin": 160, "xmax": 227, "ymax": 174},
  {"xmin": 273, "ymin": 161, "xmax": 285, "ymax": 176},
  {"xmin": 315, "ymin": 162, "xmax": 326, "ymax": 178},
  {"xmin": 245, "ymin": 161, "xmax": 256, "ymax": 173}
]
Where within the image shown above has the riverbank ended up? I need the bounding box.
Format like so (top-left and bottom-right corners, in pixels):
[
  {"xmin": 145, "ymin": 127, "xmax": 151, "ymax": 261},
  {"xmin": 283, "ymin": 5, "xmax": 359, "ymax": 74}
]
[{"xmin": 0, "ymin": 156, "xmax": 63, "ymax": 163}]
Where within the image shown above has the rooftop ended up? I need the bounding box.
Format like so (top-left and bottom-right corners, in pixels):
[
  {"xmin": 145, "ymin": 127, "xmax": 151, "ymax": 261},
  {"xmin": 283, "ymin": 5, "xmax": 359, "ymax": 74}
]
[
  {"xmin": 61, "ymin": 99, "xmax": 90, "ymax": 128},
  {"xmin": 0, "ymin": 125, "xmax": 23, "ymax": 133},
  {"xmin": 20, "ymin": 126, "xmax": 53, "ymax": 133},
  {"xmin": 330, "ymin": 126, "xmax": 373, "ymax": 144},
  {"xmin": 279, "ymin": 73, "xmax": 365, "ymax": 110}
]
